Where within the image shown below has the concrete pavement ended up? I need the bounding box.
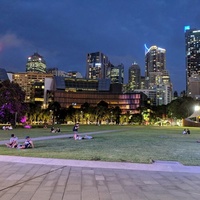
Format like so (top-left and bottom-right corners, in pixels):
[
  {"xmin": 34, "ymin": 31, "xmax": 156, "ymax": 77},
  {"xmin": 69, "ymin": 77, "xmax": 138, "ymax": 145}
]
[{"xmin": 0, "ymin": 156, "xmax": 200, "ymax": 200}]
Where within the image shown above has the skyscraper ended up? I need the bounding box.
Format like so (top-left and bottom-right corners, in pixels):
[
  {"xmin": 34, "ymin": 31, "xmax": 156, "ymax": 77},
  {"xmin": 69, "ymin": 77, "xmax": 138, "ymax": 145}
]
[
  {"xmin": 86, "ymin": 52, "xmax": 109, "ymax": 79},
  {"xmin": 128, "ymin": 62, "xmax": 141, "ymax": 91},
  {"xmin": 106, "ymin": 63, "xmax": 124, "ymax": 84},
  {"xmin": 26, "ymin": 52, "xmax": 47, "ymax": 73},
  {"xmin": 145, "ymin": 45, "xmax": 166, "ymax": 89},
  {"xmin": 144, "ymin": 45, "xmax": 172, "ymax": 105},
  {"xmin": 185, "ymin": 26, "xmax": 200, "ymax": 97}
]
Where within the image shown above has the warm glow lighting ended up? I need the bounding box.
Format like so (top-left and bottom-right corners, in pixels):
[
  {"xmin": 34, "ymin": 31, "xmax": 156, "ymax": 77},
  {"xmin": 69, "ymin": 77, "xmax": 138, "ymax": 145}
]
[{"xmin": 194, "ymin": 105, "xmax": 200, "ymax": 111}]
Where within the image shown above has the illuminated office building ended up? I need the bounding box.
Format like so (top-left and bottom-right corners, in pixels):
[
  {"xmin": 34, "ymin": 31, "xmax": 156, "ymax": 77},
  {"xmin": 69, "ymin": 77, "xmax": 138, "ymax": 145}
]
[
  {"xmin": 12, "ymin": 72, "xmax": 53, "ymax": 104},
  {"xmin": 106, "ymin": 63, "xmax": 124, "ymax": 84},
  {"xmin": 140, "ymin": 76, "xmax": 145, "ymax": 89},
  {"xmin": 185, "ymin": 26, "xmax": 200, "ymax": 98},
  {"xmin": 26, "ymin": 52, "xmax": 47, "ymax": 73},
  {"xmin": 145, "ymin": 45, "xmax": 166, "ymax": 89},
  {"xmin": 144, "ymin": 45, "xmax": 172, "ymax": 105},
  {"xmin": 86, "ymin": 52, "xmax": 109, "ymax": 79},
  {"xmin": 66, "ymin": 71, "xmax": 83, "ymax": 78},
  {"xmin": 128, "ymin": 62, "xmax": 141, "ymax": 91},
  {"xmin": 52, "ymin": 76, "xmax": 147, "ymax": 114}
]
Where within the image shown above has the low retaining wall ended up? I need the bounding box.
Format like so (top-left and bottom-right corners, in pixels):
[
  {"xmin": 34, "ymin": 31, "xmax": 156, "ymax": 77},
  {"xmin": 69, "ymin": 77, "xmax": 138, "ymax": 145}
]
[{"xmin": 183, "ymin": 118, "xmax": 200, "ymax": 127}]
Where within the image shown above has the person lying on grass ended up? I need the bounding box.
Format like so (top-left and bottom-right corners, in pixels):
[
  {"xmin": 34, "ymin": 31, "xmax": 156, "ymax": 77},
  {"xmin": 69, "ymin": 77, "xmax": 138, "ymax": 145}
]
[
  {"xmin": 18, "ymin": 136, "xmax": 34, "ymax": 149},
  {"xmin": 74, "ymin": 134, "xmax": 93, "ymax": 140}
]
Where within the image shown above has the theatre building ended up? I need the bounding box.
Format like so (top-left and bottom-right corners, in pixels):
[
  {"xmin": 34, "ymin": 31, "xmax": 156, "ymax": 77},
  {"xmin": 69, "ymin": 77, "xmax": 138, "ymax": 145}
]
[{"xmin": 52, "ymin": 77, "xmax": 147, "ymax": 114}]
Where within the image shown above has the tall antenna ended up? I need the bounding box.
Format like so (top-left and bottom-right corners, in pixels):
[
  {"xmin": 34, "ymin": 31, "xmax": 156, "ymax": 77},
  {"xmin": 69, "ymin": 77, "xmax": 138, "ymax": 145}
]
[{"xmin": 144, "ymin": 44, "xmax": 149, "ymax": 55}]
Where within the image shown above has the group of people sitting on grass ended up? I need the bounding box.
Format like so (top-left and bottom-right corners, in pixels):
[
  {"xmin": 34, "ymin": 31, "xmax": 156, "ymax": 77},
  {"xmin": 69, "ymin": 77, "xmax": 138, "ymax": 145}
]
[
  {"xmin": 5, "ymin": 123, "xmax": 92, "ymax": 149},
  {"xmin": 5, "ymin": 134, "xmax": 34, "ymax": 149},
  {"xmin": 182, "ymin": 129, "xmax": 190, "ymax": 134},
  {"xmin": 50, "ymin": 127, "xmax": 61, "ymax": 133},
  {"xmin": 2, "ymin": 125, "xmax": 13, "ymax": 130}
]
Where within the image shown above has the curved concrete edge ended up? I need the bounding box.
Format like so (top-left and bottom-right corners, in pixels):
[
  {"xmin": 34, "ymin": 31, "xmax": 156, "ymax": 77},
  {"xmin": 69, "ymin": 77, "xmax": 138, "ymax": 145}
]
[{"xmin": 0, "ymin": 155, "xmax": 200, "ymax": 174}]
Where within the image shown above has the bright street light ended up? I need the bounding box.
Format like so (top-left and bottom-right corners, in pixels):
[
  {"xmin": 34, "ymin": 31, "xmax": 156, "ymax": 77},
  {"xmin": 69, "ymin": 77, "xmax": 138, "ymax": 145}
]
[{"xmin": 194, "ymin": 105, "xmax": 200, "ymax": 111}]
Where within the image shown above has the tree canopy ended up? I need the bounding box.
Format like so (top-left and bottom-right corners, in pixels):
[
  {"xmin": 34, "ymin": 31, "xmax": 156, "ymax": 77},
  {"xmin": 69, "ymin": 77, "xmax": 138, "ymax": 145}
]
[
  {"xmin": 167, "ymin": 96, "xmax": 196, "ymax": 119},
  {"xmin": 0, "ymin": 80, "xmax": 27, "ymax": 124}
]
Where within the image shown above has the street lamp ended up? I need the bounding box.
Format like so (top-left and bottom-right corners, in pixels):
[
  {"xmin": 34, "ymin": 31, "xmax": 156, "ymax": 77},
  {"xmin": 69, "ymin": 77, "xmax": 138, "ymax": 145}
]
[
  {"xmin": 194, "ymin": 105, "xmax": 200, "ymax": 122},
  {"xmin": 194, "ymin": 105, "xmax": 200, "ymax": 111}
]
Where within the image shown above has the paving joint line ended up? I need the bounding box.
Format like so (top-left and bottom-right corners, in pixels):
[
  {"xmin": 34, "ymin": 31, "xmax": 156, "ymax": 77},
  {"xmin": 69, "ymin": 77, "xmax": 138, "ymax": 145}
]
[{"xmin": 0, "ymin": 165, "xmax": 67, "ymax": 192}]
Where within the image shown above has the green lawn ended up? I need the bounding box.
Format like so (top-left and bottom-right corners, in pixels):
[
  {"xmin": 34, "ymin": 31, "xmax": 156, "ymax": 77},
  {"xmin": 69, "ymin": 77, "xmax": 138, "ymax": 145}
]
[{"xmin": 1, "ymin": 125, "xmax": 200, "ymax": 166}]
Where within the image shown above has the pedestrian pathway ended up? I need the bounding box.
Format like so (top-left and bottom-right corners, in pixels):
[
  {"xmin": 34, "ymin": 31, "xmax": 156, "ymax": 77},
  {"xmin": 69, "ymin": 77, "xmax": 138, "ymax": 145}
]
[{"xmin": 0, "ymin": 156, "xmax": 200, "ymax": 200}]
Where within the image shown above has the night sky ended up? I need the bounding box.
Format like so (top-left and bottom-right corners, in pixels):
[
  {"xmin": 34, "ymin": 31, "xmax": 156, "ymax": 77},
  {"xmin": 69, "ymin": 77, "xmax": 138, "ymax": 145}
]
[{"xmin": 0, "ymin": 0, "xmax": 200, "ymax": 93}]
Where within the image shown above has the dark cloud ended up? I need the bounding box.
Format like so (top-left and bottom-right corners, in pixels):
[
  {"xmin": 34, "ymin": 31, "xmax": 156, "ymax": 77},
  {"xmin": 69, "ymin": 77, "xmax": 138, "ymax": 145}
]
[{"xmin": 1, "ymin": 0, "xmax": 200, "ymax": 93}]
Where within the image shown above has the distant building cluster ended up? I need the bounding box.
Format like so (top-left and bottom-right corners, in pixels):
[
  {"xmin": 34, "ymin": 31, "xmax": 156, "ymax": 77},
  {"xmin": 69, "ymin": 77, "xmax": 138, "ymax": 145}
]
[{"xmin": 1, "ymin": 26, "xmax": 199, "ymax": 113}]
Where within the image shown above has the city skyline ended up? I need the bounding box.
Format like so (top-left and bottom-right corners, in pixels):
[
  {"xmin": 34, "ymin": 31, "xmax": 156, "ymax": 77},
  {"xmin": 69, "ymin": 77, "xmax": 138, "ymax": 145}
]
[{"xmin": 1, "ymin": 0, "xmax": 200, "ymax": 93}]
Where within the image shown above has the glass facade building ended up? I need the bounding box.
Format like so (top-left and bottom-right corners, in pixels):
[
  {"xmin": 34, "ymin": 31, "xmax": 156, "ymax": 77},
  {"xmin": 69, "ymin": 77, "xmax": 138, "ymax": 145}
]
[
  {"xmin": 13, "ymin": 72, "xmax": 53, "ymax": 102},
  {"xmin": 53, "ymin": 90, "xmax": 147, "ymax": 114},
  {"xmin": 86, "ymin": 52, "xmax": 109, "ymax": 79},
  {"xmin": 106, "ymin": 63, "xmax": 124, "ymax": 84},
  {"xmin": 145, "ymin": 45, "xmax": 166, "ymax": 89},
  {"xmin": 26, "ymin": 52, "xmax": 47, "ymax": 73},
  {"xmin": 144, "ymin": 45, "xmax": 172, "ymax": 105},
  {"xmin": 128, "ymin": 62, "xmax": 141, "ymax": 91},
  {"xmin": 185, "ymin": 26, "xmax": 200, "ymax": 97}
]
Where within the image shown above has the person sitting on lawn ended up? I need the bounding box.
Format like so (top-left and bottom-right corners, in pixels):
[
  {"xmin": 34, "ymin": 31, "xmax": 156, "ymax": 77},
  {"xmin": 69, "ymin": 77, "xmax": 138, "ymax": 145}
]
[
  {"xmin": 186, "ymin": 129, "xmax": 190, "ymax": 134},
  {"xmin": 56, "ymin": 127, "xmax": 61, "ymax": 133},
  {"xmin": 182, "ymin": 129, "xmax": 187, "ymax": 134},
  {"xmin": 5, "ymin": 134, "xmax": 18, "ymax": 148},
  {"xmin": 74, "ymin": 134, "xmax": 82, "ymax": 140},
  {"xmin": 19, "ymin": 136, "xmax": 34, "ymax": 149},
  {"xmin": 51, "ymin": 127, "xmax": 55, "ymax": 133}
]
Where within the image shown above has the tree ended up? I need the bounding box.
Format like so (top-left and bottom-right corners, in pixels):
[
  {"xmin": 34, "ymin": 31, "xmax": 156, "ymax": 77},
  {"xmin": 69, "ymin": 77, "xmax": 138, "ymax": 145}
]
[
  {"xmin": 0, "ymin": 80, "xmax": 27, "ymax": 125},
  {"xmin": 112, "ymin": 106, "xmax": 122, "ymax": 124},
  {"xmin": 67, "ymin": 105, "xmax": 76, "ymax": 123},
  {"xmin": 130, "ymin": 113, "xmax": 143, "ymax": 124},
  {"xmin": 59, "ymin": 107, "xmax": 68, "ymax": 124},
  {"xmin": 95, "ymin": 101, "xmax": 108, "ymax": 124},
  {"xmin": 152, "ymin": 105, "xmax": 167, "ymax": 119},
  {"xmin": 48, "ymin": 101, "xmax": 61, "ymax": 124},
  {"xmin": 167, "ymin": 96, "xmax": 195, "ymax": 119}
]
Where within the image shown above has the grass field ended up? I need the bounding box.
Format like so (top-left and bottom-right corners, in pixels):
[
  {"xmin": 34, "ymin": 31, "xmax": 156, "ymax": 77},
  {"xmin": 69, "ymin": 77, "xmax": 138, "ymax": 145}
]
[{"xmin": 1, "ymin": 125, "xmax": 200, "ymax": 166}]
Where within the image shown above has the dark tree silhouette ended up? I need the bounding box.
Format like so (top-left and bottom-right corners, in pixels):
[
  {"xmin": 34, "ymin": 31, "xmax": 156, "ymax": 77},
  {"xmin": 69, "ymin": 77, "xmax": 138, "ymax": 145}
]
[{"xmin": 0, "ymin": 80, "xmax": 27, "ymax": 125}]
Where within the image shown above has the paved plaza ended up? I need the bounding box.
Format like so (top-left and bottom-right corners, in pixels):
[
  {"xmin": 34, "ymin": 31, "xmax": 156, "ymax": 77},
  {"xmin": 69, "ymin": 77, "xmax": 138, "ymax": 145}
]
[{"xmin": 0, "ymin": 156, "xmax": 200, "ymax": 200}]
